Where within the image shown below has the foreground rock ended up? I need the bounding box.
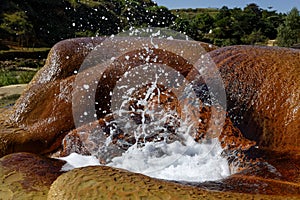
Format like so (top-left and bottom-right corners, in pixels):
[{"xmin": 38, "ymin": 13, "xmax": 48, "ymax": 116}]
[
  {"xmin": 0, "ymin": 152, "xmax": 65, "ymax": 200},
  {"xmin": 0, "ymin": 151, "xmax": 298, "ymax": 199},
  {"xmin": 48, "ymin": 165, "xmax": 300, "ymax": 200}
]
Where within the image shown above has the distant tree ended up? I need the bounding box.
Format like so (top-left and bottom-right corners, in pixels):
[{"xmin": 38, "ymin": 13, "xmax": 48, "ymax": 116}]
[
  {"xmin": 241, "ymin": 29, "xmax": 267, "ymax": 44},
  {"xmin": 171, "ymin": 17, "xmax": 197, "ymax": 38},
  {"xmin": 277, "ymin": 7, "xmax": 300, "ymax": 47},
  {"xmin": 113, "ymin": 0, "xmax": 173, "ymax": 29},
  {"xmin": 0, "ymin": 11, "xmax": 34, "ymax": 46},
  {"xmin": 171, "ymin": 4, "xmax": 285, "ymax": 46},
  {"xmin": 215, "ymin": 6, "xmax": 231, "ymax": 20},
  {"xmin": 194, "ymin": 13, "xmax": 214, "ymax": 34},
  {"xmin": 211, "ymin": 6, "xmax": 239, "ymax": 45},
  {"xmin": 235, "ymin": 4, "xmax": 262, "ymax": 36},
  {"xmin": 244, "ymin": 3, "xmax": 262, "ymax": 17},
  {"xmin": 261, "ymin": 10, "xmax": 283, "ymax": 39},
  {"xmin": 213, "ymin": 6, "xmax": 234, "ymax": 38}
]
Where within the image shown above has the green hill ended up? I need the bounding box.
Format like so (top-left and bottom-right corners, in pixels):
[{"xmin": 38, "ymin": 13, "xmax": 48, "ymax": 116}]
[{"xmin": 172, "ymin": 8, "xmax": 220, "ymax": 18}]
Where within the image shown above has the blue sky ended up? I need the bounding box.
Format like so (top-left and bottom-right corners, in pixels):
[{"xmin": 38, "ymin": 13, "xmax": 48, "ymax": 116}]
[{"xmin": 154, "ymin": 0, "xmax": 300, "ymax": 13}]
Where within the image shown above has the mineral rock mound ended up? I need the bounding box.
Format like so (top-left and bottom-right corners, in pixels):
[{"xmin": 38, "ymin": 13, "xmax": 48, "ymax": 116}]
[{"xmin": 0, "ymin": 37, "xmax": 299, "ymax": 199}]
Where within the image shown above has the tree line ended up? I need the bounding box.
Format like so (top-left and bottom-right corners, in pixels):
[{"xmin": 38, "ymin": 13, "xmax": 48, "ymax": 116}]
[
  {"xmin": 172, "ymin": 4, "xmax": 300, "ymax": 47},
  {"xmin": 0, "ymin": 1, "xmax": 299, "ymax": 49}
]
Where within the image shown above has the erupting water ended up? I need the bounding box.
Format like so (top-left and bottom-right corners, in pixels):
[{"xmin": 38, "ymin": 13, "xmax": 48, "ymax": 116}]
[
  {"xmin": 59, "ymin": 64, "xmax": 231, "ymax": 182},
  {"xmin": 59, "ymin": 31, "xmax": 232, "ymax": 183}
]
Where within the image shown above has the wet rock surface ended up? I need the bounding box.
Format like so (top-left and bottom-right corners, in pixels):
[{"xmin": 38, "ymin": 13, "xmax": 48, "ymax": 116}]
[
  {"xmin": 0, "ymin": 38, "xmax": 106, "ymax": 157},
  {"xmin": 196, "ymin": 149, "xmax": 300, "ymax": 196},
  {"xmin": 0, "ymin": 37, "xmax": 217, "ymax": 157}
]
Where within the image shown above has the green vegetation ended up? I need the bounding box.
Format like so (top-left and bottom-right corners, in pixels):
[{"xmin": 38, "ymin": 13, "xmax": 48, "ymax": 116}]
[
  {"xmin": 0, "ymin": 94, "xmax": 20, "ymax": 107},
  {"xmin": 172, "ymin": 8, "xmax": 219, "ymax": 18},
  {"xmin": 0, "ymin": 56, "xmax": 45, "ymax": 87},
  {"xmin": 172, "ymin": 4, "xmax": 289, "ymax": 46},
  {"xmin": 0, "ymin": 47, "xmax": 50, "ymax": 53},
  {"xmin": 0, "ymin": 69, "xmax": 37, "ymax": 87},
  {"xmin": 0, "ymin": 48, "xmax": 50, "ymax": 61},
  {"xmin": 277, "ymin": 7, "xmax": 300, "ymax": 47},
  {"xmin": 0, "ymin": 11, "xmax": 33, "ymax": 47}
]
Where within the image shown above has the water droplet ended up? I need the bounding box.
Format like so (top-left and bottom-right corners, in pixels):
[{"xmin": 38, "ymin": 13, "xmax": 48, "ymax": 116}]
[{"xmin": 83, "ymin": 84, "xmax": 90, "ymax": 90}]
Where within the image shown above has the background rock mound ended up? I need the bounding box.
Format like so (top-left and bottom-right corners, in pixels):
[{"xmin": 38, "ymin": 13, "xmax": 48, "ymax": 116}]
[{"xmin": 211, "ymin": 46, "xmax": 300, "ymax": 152}]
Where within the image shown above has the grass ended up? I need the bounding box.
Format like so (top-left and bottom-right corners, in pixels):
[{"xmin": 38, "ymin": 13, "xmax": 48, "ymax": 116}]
[
  {"xmin": 0, "ymin": 47, "xmax": 45, "ymax": 106},
  {"xmin": 0, "ymin": 48, "xmax": 50, "ymax": 61},
  {"xmin": 0, "ymin": 58, "xmax": 44, "ymax": 87},
  {"xmin": 171, "ymin": 8, "xmax": 220, "ymax": 18},
  {"xmin": 0, "ymin": 94, "xmax": 20, "ymax": 108},
  {"xmin": 0, "ymin": 48, "xmax": 45, "ymax": 107},
  {"xmin": 0, "ymin": 70, "xmax": 37, "ymax": 87},
  {"xmin": 0, "ymin": 47, "xmax": 50, "ymax": 53},
  {"xmin": 68, "ymin": 0, "xmax": 103, "ymax": 7}
]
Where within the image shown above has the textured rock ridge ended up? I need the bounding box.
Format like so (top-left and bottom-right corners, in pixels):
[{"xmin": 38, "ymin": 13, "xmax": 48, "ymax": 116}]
[{"xmin": 211, "ymin": 46, "xmax": 300, "ymax": 152}]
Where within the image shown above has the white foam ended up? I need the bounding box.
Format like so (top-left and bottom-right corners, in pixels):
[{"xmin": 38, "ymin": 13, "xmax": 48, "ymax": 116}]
[
  {"xmin": 58, "ymin": 153, "xmax": 100, "ymax": 171},
  {"xmin": 58, "ymin": 136, "xmax": 231, "ymax": 182},
  {"xmin": 107, "ymin": 137, "xmax": 230, "ymax": 182}
]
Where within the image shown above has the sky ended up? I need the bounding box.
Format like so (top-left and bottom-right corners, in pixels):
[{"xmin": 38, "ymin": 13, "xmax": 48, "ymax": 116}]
[{"xmin": 153, "ymin": 0, "xmax": 300, "ymax": 13}]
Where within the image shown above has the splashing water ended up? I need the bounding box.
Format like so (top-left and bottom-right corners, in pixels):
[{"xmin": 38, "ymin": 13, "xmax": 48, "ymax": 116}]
[
  {"xmin": 60, "ymin": 28, "xmax": 231, "ymax": 182},
  {"xmin": 108, "ymin": 72, "xmax": 230, "ymax": 182},
  {"xmin": 60, "ymin": 114, "xmax": 231, "ymax": 182},
  {"xmin": 60, "ymin": 65, "xmax": 231, "ymax": 182}
]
